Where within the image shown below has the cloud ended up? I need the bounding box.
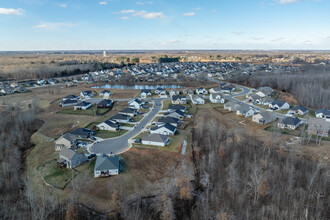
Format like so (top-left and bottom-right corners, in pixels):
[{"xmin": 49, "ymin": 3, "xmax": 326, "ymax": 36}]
[
  {"xmin": 120, "ymin": 9, "xmax": 136, "ymax": 13},
  {"xmin": 232, "ymin": 31, "xmax": 246, "ymax": 36},
  {"xmin": 99, "ymin": 1, "xmax": 107, "ymax": 5},
  {"xmin": 0, "ymin": 8, "xmax": 25, "ymax": 15},
  {"xmin": 304, "ymin": 40, "xmax": 312, "ymax": 44},
  {"xmin": 183, "ymin": 12, "xmax": 195, "ymax": 16},
  {"xmin": 59, "ymin": 4, "xmax": 67, "ymax": 8},
  {"xmin": 34, "ymin": 22, "xmax": 75, "ymax": 30},
  {"xmin": 194, "ymin": 7, "xmax": 202, "ymax": 11},
  {"xmin": 271, "ymin": 37, "xmax": 285, "ymax": 42},
  {"xmin": 119, "ymin": 9, "xmax": 166, "ymax": 19},
  {"xmin": 252, "ymin": 36, "xmax": 263, "ymax": 40},
  {"xmin": 211, "ymin": 9, "xmax": 217, "ymax": 13},
  {"xmin": 120, "ymin": 16, "xmax": 130, "ymax": 20},
  {"xmin": 136, "ymin": 1, "xmax": 153, "ymax": 5},
  {"xmin": 275, "ymin": 0, "xmax": 300, "ymax": 4}
]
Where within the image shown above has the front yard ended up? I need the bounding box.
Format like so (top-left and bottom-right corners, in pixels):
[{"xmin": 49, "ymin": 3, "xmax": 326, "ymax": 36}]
[
  {"xmin": 95, "ymin": 129, "xmax": 129, "ymax": 139},
  {"xmin": 58, "ymin": 105, "xmax": 110, "ymax": 116}
]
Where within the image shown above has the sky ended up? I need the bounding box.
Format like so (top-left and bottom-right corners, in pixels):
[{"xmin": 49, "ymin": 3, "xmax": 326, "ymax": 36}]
[{"xmin": 0, "ymin": 0, "xmax": 330, "ymax": 51}]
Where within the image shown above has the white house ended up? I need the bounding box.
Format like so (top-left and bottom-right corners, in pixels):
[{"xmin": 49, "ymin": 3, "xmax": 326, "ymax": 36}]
[
  {"xmin": 209, "ymin": 93, "xmax": 225, "ymax": 103},
  {"xmin": 100, "ymin": 90, "xmax": 112, "ymax": 99},
  {"xmin": 74, "ymin": 101, "xmax": 92, "ymax": 110},
  {"xmin": 269, "ymin": 100, "xmax": 290, "ymax": 110},
  {"xmin": 128, "ymin": 98, "xmax": 143, "ymax": 109},
  {"xmin": 94, "ymin": 154, "xmax": 119, "ymax": 177},
  {"xmin": 196, "ymin": 87, "xmax": 208, "ymax": 95},
  {"xmin": 236, "ymin": 105, "xmax": 256, "ymax": 117},
  {"xmin": 150, "ymin": 123, "xmax": 176, "ymax": 135},
  {"xmin": 141, "ymin": 133, "xmax": 170, "ymax": 147},
  {"xmin": 190, "ymin": 95, "xmax": 205, "ymax": 105},
  {"xmin": 80, "ymin": 90, "xmax": 95, "ymax": 99},
  {"xmin": 141, "ymin": 89, "xmax": 152, "ymax": 98},
  {"xmin": 97, "ymin": 120, "xmax": 121, "ymax": 131},
  {"xmin": 315, "ymin": 109, "xmax": 330, "ymax": 122},
  {"xmin": 278, "ymin": 117, "xmax": 302, "ymax": 130}
]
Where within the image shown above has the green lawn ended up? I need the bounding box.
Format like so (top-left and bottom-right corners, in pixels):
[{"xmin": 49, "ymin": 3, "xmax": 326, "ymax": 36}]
[
  {"xmin": 77, "ymin": 147, "xmax": 89, "ymax": 154},
  {"xmin": 271, "ymin": 91, "xmax": 280, "ymax": 100},
  {"xmin": 37, "ymin": 160, "xmax": 78, "ymax": 189},
  {"xmin": 235, "ymin": 95, "xmax": 246, "ymax": 101},
  {"xmin": 184, "ymin": 104, "xmax": 198, "ymax": 115},
  {"xmin": 133, "ymin": 132, "xmax": 184, "ymax": 153},
  {"xmin": 162, "ymin": 100, "xmax": 172, "ymax": 110},
  {"xmin": 58, "ymin": 104, "xmax": 105, "ymax": 116},
  {"xmin": 95, "ymin": 129, "xmax": 128, "ymax": 139},
  {"xmin": 121, "ymin": 123, "xmax": 134, "ymax": 127},
  {"xmin": 255, "ymin": 104, "xmax": 268, "ymax": 109},
  {"xmin": 132, "ymin": 115, "xmax": 143, "ymax": 122}
]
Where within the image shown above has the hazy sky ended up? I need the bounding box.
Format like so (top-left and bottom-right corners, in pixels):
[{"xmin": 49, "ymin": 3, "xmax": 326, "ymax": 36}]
[{"xmin": 1, "ymin": 0, "xmax": 330, "ymax": 50}]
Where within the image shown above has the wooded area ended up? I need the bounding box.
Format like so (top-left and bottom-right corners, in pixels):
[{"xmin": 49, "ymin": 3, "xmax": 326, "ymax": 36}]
[{"xmin": 247, "ymin": 65, "xmax": 330, "ymax": 108}]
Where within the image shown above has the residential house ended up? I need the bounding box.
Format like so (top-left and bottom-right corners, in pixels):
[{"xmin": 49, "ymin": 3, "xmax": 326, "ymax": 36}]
[
  {"xmin": 158, "ymin": 117, "xmax": 180, "ymax": 127},
  {"xmin": 288, "ymin": 105, "xmax": 309, "ymax": 115},
  {"xmin": 63, "ymin": 94, "xmax": 80, "ymax": 101},
  {"xmin": 246, "ymin": 93, "xmax": 262, "ymax": 102},
  {"xmin": 37, "ymin": 79, "xmax": 46, "ymax": 85},
  {"xmin": 110, "ymin": 114, "xmax": 131, "ymax": 123},
  {"xmin": 0, "ymin": 87, "xmax": 14, "ymax": 95},
  {"xmin": 196, "ymin": 87, "xmax": 208, "ymax": 95},
  {"xmin": 224, "ymin": 101, "xmax": 241, "ymax": 111},
  {"xmin": 70, "ymin": 128, "xmax": 94, "ymax": 139},
  {"xmin": 10, "ymin": 82, "xmax": 18, "ymax": 88},
  {"xmin": 209, "ymin": 87, "xmax": 223, "ymax": 94},
  {"xmin": 169, "ymin": 89, "xmax": 180, "ymax": 96},
  {"xmin": 190, "ymin": 95, "xmax": 205, "ymax": 105},
  {"xmin": 278, "ymin": 117, "xmax": 302, "ymax": 130},
  {"xmin": 209, "ymin": 93, "xmax": 225, "ymax": 103},
  {"xmin": 315, "ymin": 109, "xmax": 330, "ymax": 121},
  {"xmin": 182, "ymin": 88, "xmax": 194, "ymax": 95},
  {"xmin": 74, "ymin": 101, "xmax": 92, "ymax": 110},
  {"xmin": 255, "ymin": 96, "xmax": 274, "ymax": 106},
  {"xmin": 258, "ymin": 87, "xmax": 274, "ymax": 96},
  {"xmin": 97, "ymin": 120, "xmax": 120, "ymax": 131},
  {"xmin": 128, "ymin": 98, "xmax": 143, "ymax": 109},
  {"xmin": 80, "ymin": 90, "xmax": 94, "ymax": 99},
  {"xmin": 141, "ymin": 89, "xmax": 152, "ymax": 98},
  {"xmin": 150, "ymin": 123, "xmax": 177, "ymax": 135},
  {"xmin": 100, "ymin": 90, "xmax": 112, "ymax": 98},
  {"xmin": 54, "ymin": 133, "xmax": 77, "ymax": 151},
  {"xmin": 307, "ymin": 118, "xmax": 330, "ymax": 137},
  {"xmin": 171, "ymin": 95, "xmax": 187, "ymax": 104},
  {"xmin": 58, "ymin": 147, "xmax": 87, "ymax": 169},
  {"xmin": 252, "ymin": 112, "xmax": 277, "ymax": 124},
  {"xmin": 60, "ymin": 99, "xmax": 78, "ymax": 107},
  {"xmin": 164, "ymin": 109, "xmax": 185, "ymax": 119},
  {"xmin": 221, "ymin": 85, "xmax": 236, "ymax": 93},
  {"xmin": 236, "ymin": 105, "xmax": 256, "ymax": 117},
  {"xmin": 98, "ymin": 99, "xmax": 113, "ymax": 108},
  {"xmin": 155, "ymin": 88, "xmax": 166, "ymax": 95},
  {"xmin": 269, "ymin": 100, "xmax": 290, "ymax": 110},
  {"xmin": 141, "ymin": 133, "xmax": 170, "ymax": 147},
  {"xmin": 119, "ymin": 108, "xmax": 138, "ymax": 117},
  {"xmin": 168, "ymin": 105, "xmax": 187, "ymax": 113},
  {"xmin": 94, "ymin": 154, "xmax": 120, "ymax": 177}
]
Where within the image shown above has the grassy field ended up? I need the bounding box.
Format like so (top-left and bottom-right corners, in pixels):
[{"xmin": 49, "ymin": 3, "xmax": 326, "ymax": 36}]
[
  {"xmin": 95, "ymin": 129, "xmax": 128, "ymax": 139},
  {"xmin": 121, "ymin": 123, "xmax": 135, "ymax": 127},
  {"xmin": 271, "ymin": 91, "xmax": 280, "ymax": 99},
  {"xmin": 132, "ymin": 115, "xmax": 143, "ymax": 122},
  {"xmin": 133, "ymin": 131, "xmax": 184, "ymax": 153},
  {"xmin": 184, "ymin": 104, "xmax": 198, "ymax": 115},
  {"xmin": 37, "ymin": 160, "xmax": 78, "ymax": 189},
  {"xmin": 162, "ymin": 100, "xmax": 172, "ymax": 110},
  {"xmin": 58, "ymin": 104, "xmax": 109, "ymax": 116},
  {"xmin": 235, "ymin": 95, "xmax": 246, "ymax": 101}
]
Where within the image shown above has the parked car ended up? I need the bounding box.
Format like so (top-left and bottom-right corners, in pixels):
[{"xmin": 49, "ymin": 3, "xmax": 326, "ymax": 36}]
[
  {"xmin": 88, "ymin": 154, "xmax": 96, "ymax": 159},
  {"xmin": 134, "ymin": 138, "xmax": 141, "ymax": 143}
]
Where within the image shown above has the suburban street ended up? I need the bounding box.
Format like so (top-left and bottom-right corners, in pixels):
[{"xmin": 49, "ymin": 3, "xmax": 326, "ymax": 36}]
[
  {"xmin": 90, "ymin": 98, "xmax": 166, "ymax": 155},
  {"xmin": 209, "ymin": 78, "xmax": 309, "ymax": 123}
]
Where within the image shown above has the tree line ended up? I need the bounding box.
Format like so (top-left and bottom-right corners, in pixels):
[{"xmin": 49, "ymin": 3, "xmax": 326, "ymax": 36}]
[{"xmin": 246, "ymin": 64, "xmax": 330, "ymax": 108}]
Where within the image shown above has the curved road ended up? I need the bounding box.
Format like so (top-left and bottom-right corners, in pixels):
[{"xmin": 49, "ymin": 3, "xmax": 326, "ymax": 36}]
[
  {"xmin": 209, "ymin": 77, "xmax": 308, "ymax": 123},
  {"xmin": 90, "ymin": 98, "xmax": 165, "ymax": 155}
]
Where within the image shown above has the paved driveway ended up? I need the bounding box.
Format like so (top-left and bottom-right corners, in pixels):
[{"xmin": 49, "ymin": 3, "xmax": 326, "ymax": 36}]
[{"xmin": 90, "ymin": 98, "xmax": 166, "ymax": 155}]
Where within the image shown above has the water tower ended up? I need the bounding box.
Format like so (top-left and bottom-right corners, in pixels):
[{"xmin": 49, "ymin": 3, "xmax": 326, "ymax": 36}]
[{"xmin": 103, "ymin": 51, "xmax": 107, "ymax": 57}]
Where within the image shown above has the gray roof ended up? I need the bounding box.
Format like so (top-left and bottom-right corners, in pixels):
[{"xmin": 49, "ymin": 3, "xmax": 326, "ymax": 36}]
[
  {"xmin": 168, "ymin": 105, "xmax": 187, "ymax": 111},
  {"xmin": 315, "ymin": 109, "xmax": 330, "ymax": 116},
  {"xmin": 70, "ymin": 128, "xmax": 94, "ymax": 137},
  {"xmin": 271, "ymin": 100, "xmax": 287, "ymax": 107},
  {"xmin": 75, "ymin": 101, "xmax": 91, "ymax": 107},
  {"xmin": 150, "ymin": 123, "xmax": 176, "ymax": 132},
  {"xmin": 210, "ymin": 93, "xmax": 222, "ymax": 99},
  {"xmin": 60, "ymin": 133, "xmax": 76, "ymax": 142},
  {"xmin": 280, "ymin": 117, "xmax": 301, "ymax": 126},
  {"xmin": 61, "ymin": 99, "xmax": 78, "ymax": 105},
  {"xmin": 64, "ymin": 94, "xmax": 79, "ymax": 99},
  {"xmin": 98, "ymin": 99, "xmax": 113, "ymax": 106},
  {"xmin": 225, "ymin": 101, "xmax": 240, "ymax": 108},
  {"xmin": 60, "ymin": 147, "xmax": 76, "ymax": 160},
  {"xmin": 142, "ymin": 133, "xmax": 169, "ymax": 143},
  {"xmin": 258, "ymin": 111, "xmax": 277, "ymax": 120},
  {"xmin": 237, "ymin": 104, "xmax": 252, "ymax": 114},
  {"xmin": 103, "ymin": 120, "xmax": 120, "ymax": 128},
  {"xmin": 172, "ymin": 95, "xmax": 186, "ymax": 101},
  {"xmin": 290, "ymin": 105, "xmax": 309, "ymax": 112},
  {"xmin": 120, "ymin": 108, "xmax": 137, "ymax": 114},
  {"xmin": 158, "ymin": 117, "xmax": 179, "ymax": 124},
  {"xmin": 164, "ymin": 109, "xmax": 185, "ymax": 117},
  {"xmin": 94, "ymin": 154, "xmax": 119, "ymax": 171},
  {"xmin": 111, "ymin": 113, "xmax": 130, "ymax": 121}
]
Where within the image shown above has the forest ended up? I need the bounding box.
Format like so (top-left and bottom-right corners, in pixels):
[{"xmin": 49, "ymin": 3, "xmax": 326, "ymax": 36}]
[{"xmin": 246, "ymin": 65, "xmax": 330, "ymax": 109}]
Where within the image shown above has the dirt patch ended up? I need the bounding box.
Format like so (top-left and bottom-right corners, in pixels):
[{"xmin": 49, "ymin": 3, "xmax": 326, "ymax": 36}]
[{"xmin": 278, "ymin": 91, "xmax": 299, "ymax": 105}]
